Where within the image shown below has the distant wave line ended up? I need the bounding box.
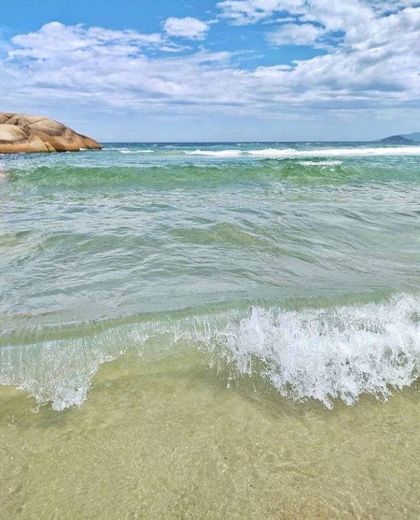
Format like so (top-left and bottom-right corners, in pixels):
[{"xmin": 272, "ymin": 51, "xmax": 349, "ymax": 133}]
[{"xmin": 185, "ymin": 146, "xmax": 420, "ymax": 158}]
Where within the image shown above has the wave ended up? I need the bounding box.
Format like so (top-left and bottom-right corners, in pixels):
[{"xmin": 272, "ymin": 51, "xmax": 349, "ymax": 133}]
[
  {"xmin": 186, "ymin": 146, "xmax": 420, "ymax": 159},
  {"xmin": 103, "ymin": 147, "xmax": 155, "ymax": 154},
  {"xmin": 3, "ymin": 151, "xmax": 419, "ymax": 191},
  {"xmin": 297, "ymin": 160, "xmax": 343, "ymax": 166},
  {"xmin": 119, "ymin": 150, "xmax": 154, "ymax": 154},
  {"xmin": 219, "ymin": 296, "xmax": 420, "ymax": 408},
  {"xmin": 186, "ymin": 150, "xmax": 243, "ymax": 158},
  {"xmin": 2, "ymin": 163, "xmax": 356, "ymax": 190},
  {"xmin": 1, "ymin": 294, "xmax": 419, "ymax": 411}
]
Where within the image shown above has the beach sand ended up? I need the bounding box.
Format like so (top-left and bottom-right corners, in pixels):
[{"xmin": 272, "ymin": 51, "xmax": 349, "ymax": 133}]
[{"xmin": 1, "ymin": 351, "xmax": 419, "ymax": 519}]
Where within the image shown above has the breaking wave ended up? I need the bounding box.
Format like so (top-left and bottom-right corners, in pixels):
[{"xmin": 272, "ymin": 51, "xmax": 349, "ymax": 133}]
[
  {"xmin": 297, "ymin": 160, "xmax": 343, "ymax": 166},
  {"xmin": 186, "ymin": 150, "xmax": 243, "ymax": 158},
  {"xmin": 218, "ymin": 296, "xmax": 420, "ymax": 408},
  {"xmin": 119, "ymin": 149, "xmax": 154, "ymax": 154},
  {"xmin": 185, "ymin": 146, "xmax": 420, "ymax": 159},
  {"xmin": 1, "ymin": 295, "xmax": 419, "ymax": 411}
]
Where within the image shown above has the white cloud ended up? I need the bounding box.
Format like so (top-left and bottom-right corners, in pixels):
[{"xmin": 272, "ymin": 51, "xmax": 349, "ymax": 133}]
[
  {"xmin": 10, "ymin": 21, "xmax": 166, "ymax": 60},
  {"xmin": 268, "ymin": 23, "xmax": 325, "ymax": 45},
  {"xmin": 217, "ymin": 1, "xmax": 305, "ymax": 24},
  {"xmin": 164, "ymin": 17, "xmax": 209, "ymax": 39},
  {"xmin": 1, "ymin": 3, "xmax": 419, "ymax": 133}
]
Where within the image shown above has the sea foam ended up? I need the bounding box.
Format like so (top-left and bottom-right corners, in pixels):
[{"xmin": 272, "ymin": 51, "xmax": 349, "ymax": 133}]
[
  {"xmin": 185, "ymin": 146, "xmax": 420, "ymax": 159},
  {"xmin": 186, "ymin": 149, "xmax": 243, "ymax": 158},
  {"xmin": 1, "ymin": 295, "xmax": 418, "ymax": 411},
  {"xmin": 218, "ymin": 296, "xmax": 420, "ymax": 408},
  {"xmin": 119, "ymin": 149, "xmax": 154, "ymax": 154},
  {"xmin": 297, "ymin": 160, "xmax": 343, "ymax": 166}
]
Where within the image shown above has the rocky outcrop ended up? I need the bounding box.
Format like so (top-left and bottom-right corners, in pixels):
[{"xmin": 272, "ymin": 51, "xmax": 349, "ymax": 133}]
[{"xmin": 0, "ymin": 113, "xmax": 102, "ymax": 153}]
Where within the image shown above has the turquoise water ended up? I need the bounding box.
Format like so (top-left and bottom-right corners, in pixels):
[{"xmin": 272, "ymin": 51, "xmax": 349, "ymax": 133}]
[
  {"xmin": 1, "ymin": 143, "xmax": 420, "ymax": 518},
  {"xmin": 1, "ymin": 142, "xmax": 420, "ymax": 410}
]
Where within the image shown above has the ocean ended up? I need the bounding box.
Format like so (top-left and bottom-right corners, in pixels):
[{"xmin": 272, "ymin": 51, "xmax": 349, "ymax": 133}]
[{"xmin": 1, "ymin": 142, "xmax": 419, "ymax": 518}]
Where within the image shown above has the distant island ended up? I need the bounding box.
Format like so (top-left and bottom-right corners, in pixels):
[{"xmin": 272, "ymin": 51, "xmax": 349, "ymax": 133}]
[
  {"xmin": 377, "ymin": 132, "xmax": 420, "ymax": 145},
  {"xmin": 0, "ymin": 113, "xmax": 102, "ymax": 153}
]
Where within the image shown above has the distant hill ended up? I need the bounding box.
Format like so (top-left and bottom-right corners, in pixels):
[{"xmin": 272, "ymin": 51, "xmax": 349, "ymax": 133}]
[
  {"xmin": 403, "ymin": 132, "xmax": 420, "ymax": 142},
  {"xmin": 377, "ymin": 132, "xmax": 420, "ymax": 144},
  {"xmin": 379, "ymin": 135, "xmax": 415, "ymax": 144}
]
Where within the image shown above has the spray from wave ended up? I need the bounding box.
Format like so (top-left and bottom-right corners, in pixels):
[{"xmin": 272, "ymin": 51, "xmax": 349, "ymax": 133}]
[
  {"xmin": 217, "ymin": 296, "xmax": 420, "ymax": 408},
  {"xmin": 1, "ymin": 295, "xmax": 418, "ymax": 411}
]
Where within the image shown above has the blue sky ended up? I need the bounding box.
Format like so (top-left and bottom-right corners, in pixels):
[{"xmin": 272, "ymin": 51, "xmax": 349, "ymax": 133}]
[{"xmin": 1, "ymin": 1, "xmax": 420, "ymax": 141}]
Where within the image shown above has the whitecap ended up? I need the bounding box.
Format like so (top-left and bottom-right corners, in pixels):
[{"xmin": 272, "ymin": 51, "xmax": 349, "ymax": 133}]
[
  {"xmin": 184, "ymin": 146, "xmax": 420, "ymax": 159},
  {"xmin": 247, "ymin": 146, "xmax": 420, "ymax": 159},
  {"xmin": 217, "ymin": 295, "xmax": 420, "ymax": 408},
  {"xmin": 185, "ymin": 149, "xmax": 243, "ymax": 158},
  {"xmin": 297, "ymin": 160, "xmax": 343, "ymax": 166},
  {"xmin": 119, "ymin": 149, "xmax": 154, "ymax": 154},
  {"xmin": 1, "ymin": 294, "xmax": 418, "ymax": 411}
]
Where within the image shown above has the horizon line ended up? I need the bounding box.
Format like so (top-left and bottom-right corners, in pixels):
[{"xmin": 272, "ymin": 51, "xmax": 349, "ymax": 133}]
[{"xmin": 100, "ymin": 139, "xmax": 388, "ymax": 144}]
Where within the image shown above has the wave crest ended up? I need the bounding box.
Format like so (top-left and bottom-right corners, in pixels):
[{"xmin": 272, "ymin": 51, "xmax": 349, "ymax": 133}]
[
  {"xmin": 1, "ymin": 295, "xmax": 419, "ymax": 410},
  {"xmin": 185, "ymin": 146, "xmax": 420, "ymax": 159},
  {"xmin": 219, "ymin": 296, "xmax": 419, "ymax": 408}
]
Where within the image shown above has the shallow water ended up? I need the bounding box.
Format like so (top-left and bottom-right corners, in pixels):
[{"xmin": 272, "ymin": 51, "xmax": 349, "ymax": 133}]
[
  {"xmin": 1, "ymin": 142, "xmax": 419, "ymax": 517},
  {"xmin": 1, "ymin": 354, "xmax": 420, "ymax": 519}
]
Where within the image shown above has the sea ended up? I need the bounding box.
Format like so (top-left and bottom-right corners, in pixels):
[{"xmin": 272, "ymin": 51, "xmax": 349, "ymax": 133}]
[{"xmin": 1, "ymin": 142, "xmax": 419, "ymax": 518}]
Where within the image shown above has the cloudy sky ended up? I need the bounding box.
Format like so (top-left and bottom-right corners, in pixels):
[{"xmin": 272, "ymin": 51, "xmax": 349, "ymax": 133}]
[{"xmin": 1, "ymin": 0, "xmax": 420, "ymax": 141}]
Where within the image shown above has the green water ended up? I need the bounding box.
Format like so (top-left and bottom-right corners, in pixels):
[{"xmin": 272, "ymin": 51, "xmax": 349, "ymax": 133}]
[{"xmin": 1, "ymin": 143, "xmax": 419, "ymax": 518}]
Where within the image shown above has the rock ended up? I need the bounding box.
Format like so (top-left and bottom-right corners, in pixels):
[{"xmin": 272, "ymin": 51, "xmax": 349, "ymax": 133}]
[{"xmin": 0, "ymin": 113, "xmax": 102, "ymax": 154}]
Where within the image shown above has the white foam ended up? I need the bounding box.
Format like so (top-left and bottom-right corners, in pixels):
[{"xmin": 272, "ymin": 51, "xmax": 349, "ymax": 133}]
[
  {"xmin": 297, "ymin": 160, "xmax": 343, "ymax": 166},
  {"xmin": 185, "ymin": 149, "xmax": 243, "ymax": 158},
  {"xmin": 1, "ymin": 295, "xmax": 418, "ymax": 410},
  {"xmin": 105, "ymin": 147, "xmax": 154, "ymax": 154},
  {"xmin": 184, "ymin": 146, "xmax": 420, "ymax": 159},
  {"xmin": 248, "ymin": 146, "xmax": 420, "ymax": 158},
  {"xmin": 0, "ymin": 337, "xmax": 121, "ymax": 411},
  {"xmin": 218, "ymin": 295, "xmax": 420, "ymax": 408},
  {"xmin": 119, "ymin": 149, "xmax": 154, "ymax": 154}
]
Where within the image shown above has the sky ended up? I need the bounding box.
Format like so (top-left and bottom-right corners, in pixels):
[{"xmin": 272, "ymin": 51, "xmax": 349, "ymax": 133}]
[{"xmin": 1, "ymin": 0, "xmax": 420, "ymax": 141}]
